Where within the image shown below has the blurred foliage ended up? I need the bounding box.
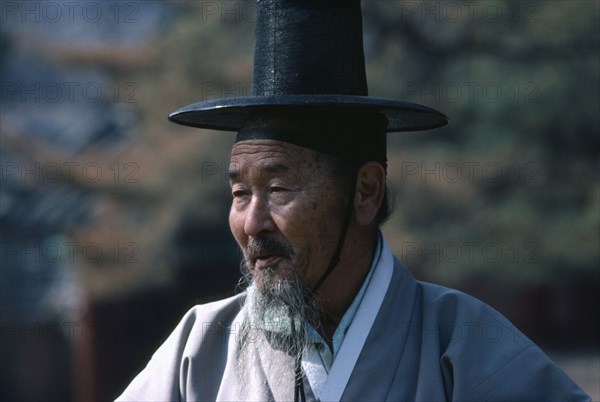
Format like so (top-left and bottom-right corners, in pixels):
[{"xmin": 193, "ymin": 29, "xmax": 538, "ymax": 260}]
[
  {"xmin": 360, "ymin": 0, "xmax": 599, "ymax": 286},
  {"xmin": 38, "ymin": 2, "xmax": 255, "ymax": 299},
  {"xmin": 81, "ymin": 0, "xmax": 599, "ymax": 292},
  {"xmin": 4, "ymin": 0, "xmax": 598, "ymax": 300}
]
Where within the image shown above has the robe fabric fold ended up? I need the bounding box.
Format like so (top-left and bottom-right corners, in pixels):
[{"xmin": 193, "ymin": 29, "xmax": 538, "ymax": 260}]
[{"xmin": 116, "ymin": 255, "xmax": 589, "ymax": 401}]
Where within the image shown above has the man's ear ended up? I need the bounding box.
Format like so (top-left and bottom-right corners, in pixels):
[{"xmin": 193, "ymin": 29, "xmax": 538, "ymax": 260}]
[{"xmin": 353, "ymin": 162, "xmax": 386, "ymax": 226}]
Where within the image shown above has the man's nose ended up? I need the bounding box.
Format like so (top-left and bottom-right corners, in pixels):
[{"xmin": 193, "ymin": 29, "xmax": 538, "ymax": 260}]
[{"xmin": 244, "ymin": 195, "xmax": 276, "ymax": 237}]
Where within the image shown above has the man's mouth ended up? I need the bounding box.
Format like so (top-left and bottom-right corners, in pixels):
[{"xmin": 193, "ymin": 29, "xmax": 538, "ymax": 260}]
[
  {"xmin": 246, "ymin": 237, "xmax": 293, "ymax": 271},
  {"xmin": 253, "ymin": 254, "xmax": 283, "ymax": 270}
]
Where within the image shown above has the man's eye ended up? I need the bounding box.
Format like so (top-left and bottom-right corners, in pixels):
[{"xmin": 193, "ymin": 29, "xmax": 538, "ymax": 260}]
[
  {"xmin": 232, "ymin": 189, "xmax": 249, "ymax": 198},
  {"xmin": 270, "ymin": 186, "xmax": 288, "ymax": 193}
]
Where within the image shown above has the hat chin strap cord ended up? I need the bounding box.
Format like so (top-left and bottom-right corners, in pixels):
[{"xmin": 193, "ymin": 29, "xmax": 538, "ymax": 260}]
[
  {"xmin": 294, "ymin": 172, "xmax": 357, "ymax": 402},
  {"xmin": 311, "ymin": 173, "xmax": 357, "ymax": 294}
]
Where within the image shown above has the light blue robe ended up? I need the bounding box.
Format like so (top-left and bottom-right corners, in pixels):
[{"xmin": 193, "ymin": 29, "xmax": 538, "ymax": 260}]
[{"xmin": 116, "ymin": 257, "xmax": 590, "ymax": 401}]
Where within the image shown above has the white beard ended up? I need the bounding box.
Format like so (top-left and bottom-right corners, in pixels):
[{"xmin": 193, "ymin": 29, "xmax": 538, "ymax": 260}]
[{"xmin": 234, "ymin": 279, "xmax": 317, "ymax": 400}]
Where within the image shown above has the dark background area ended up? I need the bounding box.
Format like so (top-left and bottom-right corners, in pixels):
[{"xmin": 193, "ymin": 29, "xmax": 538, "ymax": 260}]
[{"xmin": 1, "ymin": 1, "xmax": 598, "ymax": 400}]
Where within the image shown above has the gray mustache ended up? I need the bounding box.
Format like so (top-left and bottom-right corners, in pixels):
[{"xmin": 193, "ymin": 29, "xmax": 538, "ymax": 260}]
[{"xmin": 247, "ymin": 237, "xmax": 295, "ymax": 262}]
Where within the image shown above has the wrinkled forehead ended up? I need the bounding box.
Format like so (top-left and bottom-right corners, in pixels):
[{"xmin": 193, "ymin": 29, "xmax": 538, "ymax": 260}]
[{"xmin": 229, "ymin": 139, "xmax": 323, "ymax": 184}]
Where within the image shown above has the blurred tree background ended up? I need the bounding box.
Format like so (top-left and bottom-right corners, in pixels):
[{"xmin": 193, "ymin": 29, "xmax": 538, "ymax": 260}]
[{"xmin": 1, "ymin": 1, "xmax": 598, "ymax": 400}]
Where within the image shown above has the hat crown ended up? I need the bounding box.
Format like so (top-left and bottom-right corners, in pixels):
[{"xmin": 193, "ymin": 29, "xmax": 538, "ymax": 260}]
[
  {"xmin": 253, "ymin": 0, "xmax": 368, "ymax": 97},
  {"xmin": 168, "ymin": 0, "xmax": 448, "ymax": 132}
]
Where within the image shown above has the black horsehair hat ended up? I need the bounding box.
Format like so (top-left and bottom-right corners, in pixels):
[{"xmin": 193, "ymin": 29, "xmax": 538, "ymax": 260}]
[{"xmin": 168, "ymin": 0, "xmax": 448, "ymax": 166}]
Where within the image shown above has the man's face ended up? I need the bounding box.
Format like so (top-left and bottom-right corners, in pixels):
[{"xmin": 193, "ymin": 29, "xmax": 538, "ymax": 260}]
[
  {"xmin": 228, "ymin": 139, "xmax": 347, "ymax": 293},
  {"xmin": 230, "ymin": 139, "xmax": 351, "ymax": 393}
]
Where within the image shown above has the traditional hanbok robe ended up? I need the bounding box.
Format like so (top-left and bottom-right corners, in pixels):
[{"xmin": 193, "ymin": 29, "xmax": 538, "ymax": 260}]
[{"xmin": 117, "ymin": 239, "xmax": 589, "ymax": 401}]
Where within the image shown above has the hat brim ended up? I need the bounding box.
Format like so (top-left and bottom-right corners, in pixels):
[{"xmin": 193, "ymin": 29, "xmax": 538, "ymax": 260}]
[{"xmin": 168, "ymin": 94, "xmax": 448, "ymax": 132}]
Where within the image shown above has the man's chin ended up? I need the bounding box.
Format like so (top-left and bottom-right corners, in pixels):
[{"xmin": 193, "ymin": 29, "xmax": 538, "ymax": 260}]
[{"xmin": 250, "ymin": 266, "xmax": 295, "ymax": 293}]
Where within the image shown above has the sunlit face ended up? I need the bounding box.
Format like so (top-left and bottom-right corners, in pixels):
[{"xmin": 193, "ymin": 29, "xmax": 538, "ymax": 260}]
[{"xmin": 229, "ymin": 140, "xmax": 347, "ymax": 292}]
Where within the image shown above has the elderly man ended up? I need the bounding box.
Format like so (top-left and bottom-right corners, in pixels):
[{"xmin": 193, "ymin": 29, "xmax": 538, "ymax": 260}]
[{"xmin": 117, "ymin": 1, "xmax": 589, "ymax": 401}]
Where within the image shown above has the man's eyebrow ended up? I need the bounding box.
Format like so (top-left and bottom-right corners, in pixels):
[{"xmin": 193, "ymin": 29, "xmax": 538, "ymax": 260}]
[
  {"xmin": 228, "ymin": 170, "xmax": 240, "ymax": 181},
  {"xmin": 228, "ymin": 163, "xmax": 291, "ymax": 181},
  {"xmin": 261, "ymin": 163, "xmax": 290, "ymax": 175}
]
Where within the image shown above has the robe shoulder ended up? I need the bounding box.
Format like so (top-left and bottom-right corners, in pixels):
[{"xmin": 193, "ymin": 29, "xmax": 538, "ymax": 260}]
[
  {"xmin": 115, "ymin": 293, "xmax": 245, "ymax": 402},
  {"xmin": 416, "ymin": 280, "xmax": 591, "ymax": 401}
]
